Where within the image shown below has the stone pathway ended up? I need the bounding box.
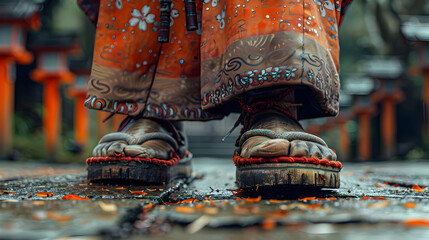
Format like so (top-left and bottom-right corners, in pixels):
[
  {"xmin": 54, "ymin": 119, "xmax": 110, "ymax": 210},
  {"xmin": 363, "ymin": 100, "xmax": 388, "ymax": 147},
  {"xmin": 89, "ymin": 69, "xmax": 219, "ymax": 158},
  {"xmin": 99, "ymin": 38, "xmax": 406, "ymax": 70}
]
[{"xmin": 1, "ymin": 159, "xmax": 429, "ymax": 239}]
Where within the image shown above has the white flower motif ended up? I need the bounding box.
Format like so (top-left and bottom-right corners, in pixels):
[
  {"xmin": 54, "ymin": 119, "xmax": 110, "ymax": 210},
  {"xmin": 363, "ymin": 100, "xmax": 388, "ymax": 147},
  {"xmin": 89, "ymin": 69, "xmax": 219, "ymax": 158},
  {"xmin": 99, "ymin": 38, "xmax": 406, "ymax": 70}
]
[
  {"xmin": 170, "ymin": 3, "xmax": 179, "ymax": 27},
  {"xmin": 216, "ymin": 5, "xmax": 226, "ymax": 29},
  {"xmin": 129, "ymin": 5, "xmax": 155, "ymax": 31}
]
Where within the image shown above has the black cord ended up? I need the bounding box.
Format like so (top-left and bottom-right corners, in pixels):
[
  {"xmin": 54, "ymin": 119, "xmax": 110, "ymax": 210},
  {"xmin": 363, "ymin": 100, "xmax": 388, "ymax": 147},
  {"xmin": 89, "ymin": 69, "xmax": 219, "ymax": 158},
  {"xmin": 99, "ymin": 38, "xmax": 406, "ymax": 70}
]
[{"xmin": 140, "ymin": 43, "xmax": 163, "ymax": 118}]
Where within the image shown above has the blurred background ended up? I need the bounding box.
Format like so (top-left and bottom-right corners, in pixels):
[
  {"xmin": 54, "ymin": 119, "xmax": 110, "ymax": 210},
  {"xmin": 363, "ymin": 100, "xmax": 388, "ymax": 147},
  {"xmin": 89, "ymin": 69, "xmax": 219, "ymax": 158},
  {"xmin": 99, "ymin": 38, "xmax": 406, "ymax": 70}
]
[{"xmin": 0, "ymin": 0, "xmax": 428, "ymax": 163}]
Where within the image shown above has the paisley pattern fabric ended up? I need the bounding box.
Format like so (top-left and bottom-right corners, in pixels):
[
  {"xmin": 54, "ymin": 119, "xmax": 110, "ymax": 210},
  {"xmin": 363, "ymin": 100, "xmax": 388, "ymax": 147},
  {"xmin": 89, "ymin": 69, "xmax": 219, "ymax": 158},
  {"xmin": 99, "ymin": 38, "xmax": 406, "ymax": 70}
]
[{"xmin": 80, "ymin": 0, "xmax": 352, "ymax": 120}]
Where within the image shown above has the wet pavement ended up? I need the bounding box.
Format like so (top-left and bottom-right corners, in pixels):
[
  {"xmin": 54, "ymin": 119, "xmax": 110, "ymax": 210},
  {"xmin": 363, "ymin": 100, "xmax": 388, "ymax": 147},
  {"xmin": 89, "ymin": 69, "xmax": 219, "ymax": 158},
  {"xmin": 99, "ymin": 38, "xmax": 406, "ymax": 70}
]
[{"xmin": 1, "ymin": 158, "xmax": 429, "ymax": 239}]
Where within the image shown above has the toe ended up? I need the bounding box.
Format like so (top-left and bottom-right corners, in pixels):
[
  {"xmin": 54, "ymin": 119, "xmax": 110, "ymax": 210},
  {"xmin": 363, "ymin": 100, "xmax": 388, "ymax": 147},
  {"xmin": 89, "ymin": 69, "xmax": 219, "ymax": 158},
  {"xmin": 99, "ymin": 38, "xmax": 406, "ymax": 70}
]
[
  {"xmin": 308, "ymin": 143, "xmax": 323, "ymax": 159},
  {"xmin": 123, "ymin": 145, "xmax": 153, "ymax": 158},
  {"xmin": 100, "ymin": 142, "xmax": 113, "ymax": 156},
  {"xmin": 290, "ymin": 140, "xmax": 310, "ymax": 157},
  {"xmin": 241, "ymin": 137, "xmax": 291, "ymax": 158},
  {"xmin": 319, "ymin": 145, "xmax": 337, "ymax": 161},
  {"xmin": 92, "ymin": 143, "xmax": 103, "ymax": 157},
  {"xmin": 106, "ymin": 141, "xmax": 127, "ymax": 157}
]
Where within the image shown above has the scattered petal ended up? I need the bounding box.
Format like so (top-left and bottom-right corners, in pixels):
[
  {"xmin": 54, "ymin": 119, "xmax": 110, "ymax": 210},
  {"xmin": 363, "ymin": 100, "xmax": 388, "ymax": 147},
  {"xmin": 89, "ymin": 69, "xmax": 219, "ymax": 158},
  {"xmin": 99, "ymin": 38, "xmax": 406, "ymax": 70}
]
[
  {"xmin": 368, "ymin": 200, "xmax": 389, "ymax": 208},
  {"xmin": 1, "ymin": 191, "xmax": 17, "ymax": 195},
  {"xmin": 116, "ymin": 187, "xmax": 126, "ymax": 190},
  {"xmin": 129, "ymin": 190, "xmax": 148, "ymax": 195},
  {"xmin": 228, "ymin": 189, "xmax": 246, "ymax": 195},
  {"xmin": 181, "ymin": 198, "xmax": 200, "ymax": 203},
  {"xmin": 372, "ymin": 197, "xmax": 386, "ymax": 200},
  {"xmin": 262, "ymin": 218, "xmax": 276, "ymax": 230},
  {"xmin": 175, "ymin": 206, "xmax": 195, "ymax": 214},
  {"xmin": 203, "ymin": 207, "xmax": 219, "ymax": 215},
  {"xmin": 298, "ymin": 197, "xmax": 316, "ymax": 201},
  {"xmin": 404, "ymin": 218, "xmax": 429, "ymax": 228},
  {"xmin": 392, "ymin": 184, "xmax": 399, "ymax": 187},
  {"xmin": 62, "ymin": 194, "xmax": 89, "ymax": 200},
  {"xmin": 411, "ymin": 184, "xmax": 425, "ymax": 193},
  {"xmin": 233, "ymin": 205, "xmax": 260, "ymax": 214},
  {"xmin": 404, "ymin": 202, "xmax": 416, "ymax": 209},
  {"xmin": 35, "ymin": 192, "xmax": 55, "ymax": 197},
  {"xmin": 269, "ymin": 199, "xmax": 289, "ymax": 203},
  {"xmin": 208, "ymin": 198, "xmax": 216, "ymax": 207},
  {"xmin": 146, "ymin": 188, "xmax": 157, "ymax": 192},
  {"xmin": 246, "ymin": 196, "xmax": 262, "ymax": 204},
  {"xmin": 375, "ymin": 185, "xmax": 383, "ymax": 188},
  {"xmin": 195, "ymin": 203, "xmax": 207, "ymax": 210},
  {"xmin": 360, "ymin": 196, "xmax": 371, "ymax": 200}
]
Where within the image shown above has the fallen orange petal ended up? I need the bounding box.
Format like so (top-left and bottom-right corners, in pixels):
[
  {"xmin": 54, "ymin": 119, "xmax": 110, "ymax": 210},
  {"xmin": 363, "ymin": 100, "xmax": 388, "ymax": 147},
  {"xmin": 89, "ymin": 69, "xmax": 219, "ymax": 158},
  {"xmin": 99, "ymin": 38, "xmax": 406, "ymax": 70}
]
[
  {"xmin": 181, "ymin": 198, "xmax": 199, "ymax": 203},
  {"xmin": 298, "ymin": 197, "xmax": 316, "ymax": 201},
  {"xmin": 404, "ymin": 202, "xmax": 416, "ymax": 209},
  {"xmin": 175, "ymin": 206, "xmax": 195, "ymax": 214},
  {"xmin": 116, "ymin": 187, "xmax": 126, "ymax": 190},
  {"xmin": 325, "ymin": 197, "xmax": 338, "ymax": 200},
  {"xmin": 146, "ymin": 188, "xmax": 157, "ymax": 192},
  {"xmin": 62, "ymin": 194, "xmax": 89, "ymax": 200},
  {"xmin": 195, "ymin": 203, "xmax": 207, "ymax": 210},
  {"xmin": 209, "ymin": 198, "xmax": 216, "ymax": 207},
  {"xmin": 233, "ymin": 205, "xmax": 260, "ymax": 214},
  {"xmin": 375, "ymin": 185, "xmax": 383, "ymax": 188},
  {"xmin": 129, "ymin": 190, "xmax": 148, "ymax": 195},
  {"xmin": 269, "ymin": 199, "xmax": 289, "ymax": 203},
  {"xmin": 1, "ymin": 191, "xmax": 17, "ymax": 195},
  {"xmin": 266, "ymin": 209, "xmax": 289, "ymax": 218},
  {"xmin": 246, "ymin": 196, "xmax": 262, "ymax": 204},
  {"xmin": 404, "ymin": 218, "xmax": 429, "ymax": 228},
  {"xmin": 261, "ymin": 218, "xmax": 276, "ymax": 230},
  {"xmin": 372, "ymin": 197, "xmax": 386, "ymax": 200},
  {"xmin": 411, "ymin": 184, "xmax": 424, "ymax": 193},
  {"xmin": 35, "ymin": 192, "xmax": 55, "ymax": 197},
  {"xmin": 384, "ymin": 182, "xmax": 389, "ymax": 185},
  {"xmin": 392, "ymin": 184, "xmax": 399, "ymax": 187},
  {"xmin": 360, "ymin": 196, "xmax": 371, "ymax": 200},
  {"xmin": 228, "ymin": 189, "xmax": 246, "ymax": 195}
]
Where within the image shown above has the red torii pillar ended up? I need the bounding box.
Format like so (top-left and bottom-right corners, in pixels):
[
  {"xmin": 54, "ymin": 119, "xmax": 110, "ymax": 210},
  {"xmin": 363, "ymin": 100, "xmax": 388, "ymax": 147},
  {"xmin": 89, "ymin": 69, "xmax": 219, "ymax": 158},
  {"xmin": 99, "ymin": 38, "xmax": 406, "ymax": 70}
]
[
  {"xmin": 0, "ymin": 9, "xmax": 40, "ymax": 158},
  {"xmin": 336, "ymin": 112, "xmax": 353, "ymax": 161},
  {"xmin": 353, "ymin": 101, "xmax": 377, "ymax": 161},
  {"xmin": 30, "ymin": 33, "xmax": 78, "ymax": 157},
  {"xmin": 371, "ymin": 81, "xmax": 403, "ymax": 159},
  {"xmin": 68, "ymin": 65, "xmax": 90, "ymax": 150}
]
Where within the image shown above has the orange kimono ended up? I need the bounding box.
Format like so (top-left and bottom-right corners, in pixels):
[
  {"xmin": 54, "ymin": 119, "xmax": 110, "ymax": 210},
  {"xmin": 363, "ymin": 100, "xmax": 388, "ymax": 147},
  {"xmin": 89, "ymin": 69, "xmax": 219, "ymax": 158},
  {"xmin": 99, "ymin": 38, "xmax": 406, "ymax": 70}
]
[{"xmin": 79, "ymin": 0, "xmax": 353, "ymax": 120}]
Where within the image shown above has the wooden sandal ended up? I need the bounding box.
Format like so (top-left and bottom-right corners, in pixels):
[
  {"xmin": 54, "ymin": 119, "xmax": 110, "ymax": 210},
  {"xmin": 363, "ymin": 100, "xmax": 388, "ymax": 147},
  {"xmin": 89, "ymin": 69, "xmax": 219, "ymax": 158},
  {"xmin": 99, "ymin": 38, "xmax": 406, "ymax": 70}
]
[
  {"xmin": 234, "ymin": 129, "xmax": 342, "ymax": 189},
  {"xmin": 86, "ymin": 118, "xmax": 192, "ymax": 184}
]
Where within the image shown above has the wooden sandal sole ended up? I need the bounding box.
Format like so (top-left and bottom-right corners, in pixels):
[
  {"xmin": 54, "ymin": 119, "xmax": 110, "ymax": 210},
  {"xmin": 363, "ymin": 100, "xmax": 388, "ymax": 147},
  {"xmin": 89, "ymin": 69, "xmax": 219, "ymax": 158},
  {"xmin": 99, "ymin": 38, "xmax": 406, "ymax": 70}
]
[
  {"xmin": 236, "ymin": 162, "xmax": 340, "ymax": 189},
  {"xmin": 87, "ymin": 153, "xmax": 192, "ymax": 185}
]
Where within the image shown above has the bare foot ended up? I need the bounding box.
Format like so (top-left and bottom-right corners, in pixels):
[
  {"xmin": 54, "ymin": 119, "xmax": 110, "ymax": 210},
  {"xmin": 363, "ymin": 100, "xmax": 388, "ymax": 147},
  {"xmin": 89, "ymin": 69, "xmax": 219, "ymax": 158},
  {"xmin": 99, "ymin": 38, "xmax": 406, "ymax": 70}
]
[
  {"xmin": 239, "ymin": 111, "xmax": 336, "ymax": 160},
  {"xmin": 92, "ymin": 118, "xmax": 178, "ymax": 159}
]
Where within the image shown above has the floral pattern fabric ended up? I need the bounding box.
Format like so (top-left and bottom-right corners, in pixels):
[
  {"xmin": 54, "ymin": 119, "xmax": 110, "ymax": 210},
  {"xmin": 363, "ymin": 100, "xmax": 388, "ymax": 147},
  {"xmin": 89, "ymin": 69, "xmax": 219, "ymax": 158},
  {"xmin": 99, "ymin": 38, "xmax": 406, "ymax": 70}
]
[{"xmin": 81, "ymin": 0, "xmax": 352, "ymax": 120}]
